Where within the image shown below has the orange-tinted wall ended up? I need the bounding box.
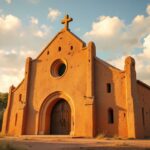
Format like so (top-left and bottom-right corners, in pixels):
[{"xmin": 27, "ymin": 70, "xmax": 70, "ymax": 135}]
[
  {"xmin": 2, "ymin": 29, "xmax": 150, "ymax": 139},
  {"xmin": 2, "ymin": 80, "xmax": 26, "ymax": 136},
  {"xmin": 137, "ymin": 82, "xmax": 150, "ymax": 137},
  {"xmin": 3, "ymin": 30, "xmax": 95, "ymax": 137},
  {"xmin": 94, "ymin": 58, "xmax": 128, "ymax": 137}
]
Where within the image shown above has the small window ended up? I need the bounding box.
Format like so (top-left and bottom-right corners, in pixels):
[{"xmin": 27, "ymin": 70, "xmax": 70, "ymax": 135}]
[
  {"xmin": 58, "ymin": 46, "xmax": 61, "ymax": 52},
  {"xmin": 15, "ymin": 113, "xmax": 18, "ymax": 126},
  {"xmin": 19, "ymin": 94, "xmax": 22, "ymax": 102},
  {"xmin": 58, "ymin": 64, "xmax": 66, "ymax": 76},
  {"xmin": 47, "ymin": 51, "xmax": 49, "ymax": 55},
  {"xmin": 108, "ymin": 108, "xmax": 114, "ymax": 124},
  {"xmin": 142, "ymin": 107, "xmax": 145, "ymax": 126},
  {"xmin": 70, "ymin": 46, "xmax": 73, "ymax": 50},
  {"xmin": 107, "ymin": 83, "xmax": 111, "ymax": 93}
]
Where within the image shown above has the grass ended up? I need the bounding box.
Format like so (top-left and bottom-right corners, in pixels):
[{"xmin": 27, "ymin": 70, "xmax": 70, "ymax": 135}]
[
  {"xmin": 115, "ymin": 142, "xmax": 130, "ymax": 147},
  {"xmin": 0, "ymin": 131, "xmax": 6, "ymax": 138},
  {"xmin": 96, "ymin": 133, "xmax": 128, "ymax": 140},
  {"xmin": 0, "ymin": 141, "xmax": 26, "ymax": 150},
  {"xmin": 113, "ymin": 134, "xmax": 122, "ymax": 140},
  {"xmin": 96, "ymin": 133, "xmax": 106, "ymax": 139},
  {"xmin": 23, "ymin": 137, "xmax": 32, "ymax": 141}
]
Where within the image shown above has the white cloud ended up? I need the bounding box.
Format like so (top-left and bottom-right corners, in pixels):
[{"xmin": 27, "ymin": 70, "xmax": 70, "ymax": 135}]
[
  {"xmin": 0, "ymin": 48, "xmax": 37, "ymax": 92},
  {"xmin": 132, "ymin": 15, "xmax": 145, "ymax": 23},
  {"xmin": 48, "ymin": 8, "xmax": 61, "ymax": 22},
  {"xmin": 0, "ymin": 14, "xmax": 51, "ymax": 50},
  {"xmin": 143, "ymin": 35, "xmax": 150, "ymax": 51},
  {"xmin": 0, "ymin": 14, "xmax": 21, "ymax": 32},
  {"xmin": 33, "ymin": 24, "xmax": 51, "ymax": 38},
  {"xmin": 0, "ymin": 69, "xmax": 24, "ymax": 93},
  {"xmin": 84, "ymin": 13, "xmax": 150, "ymax": 53},
  {"xmin": 146, "ymin": 4, "xmax": 150, "ymax": 15},
  {"xmin": 85, "ymin": 16, "xmax": 124, "ymax": 37},
  {"xmin": 109, "ymin": 34, "xmax": 150, "ymax": 86},
  {"xmin": 0, "ymin": 13, "xmax": 53, "ymax": 92},
  {"xmin": 34, "ymin": 30, "xmax": 44, "ymax": 38},
  {"xmin": 83, "ymin": 5, "xmax": 150, "ymax": 54},
  {"xmin": 5, "ymin": 0, "xmax": 12, "ymax": 4},
  {"xmin": 29, "ymin": 16, "xmax": 51, "ymax": 38},
  {"xmin": 30, "ymin": 16, "xmax": 38, "ymax": 25}
]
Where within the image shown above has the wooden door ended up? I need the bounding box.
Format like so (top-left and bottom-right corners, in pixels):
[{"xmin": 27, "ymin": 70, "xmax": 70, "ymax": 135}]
[{"xmin": 50, "ymin": 99, "xmax": 71, "ymax": 135}]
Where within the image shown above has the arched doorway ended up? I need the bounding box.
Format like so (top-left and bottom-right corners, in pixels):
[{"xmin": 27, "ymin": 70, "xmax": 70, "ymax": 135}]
[
  {"xmin": 38, "ymin": 91, "xmax": 74, "ymax": 136},
  {"xmin": 50, "ymin": 99, "xmax": 71, "ymax": 135}
]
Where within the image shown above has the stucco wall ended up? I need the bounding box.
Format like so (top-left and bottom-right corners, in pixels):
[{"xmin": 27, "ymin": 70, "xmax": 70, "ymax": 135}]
[
  {"xmin": 6, "ymin": 80, "xmax": 25, "ymax": 136},
  {"xmin": 94, "ymin": 58, "xmax": 128, "ymax": 137},
  {"xmin": 24, "ymin": 30, "xmax": 94, "ymax": 137},
  {"xmin": 137, "ymin": 81, "xmax": 150, "ymax": 137},
  {"xmin": 2, "ymin": 29, "xmax": 150, "ymax": 138}
]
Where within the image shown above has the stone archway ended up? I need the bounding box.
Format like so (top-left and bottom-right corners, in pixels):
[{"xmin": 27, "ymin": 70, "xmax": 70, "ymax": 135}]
[{"xmin": 38, "ymin": 91, "xmax": 74, "ymax": 135}]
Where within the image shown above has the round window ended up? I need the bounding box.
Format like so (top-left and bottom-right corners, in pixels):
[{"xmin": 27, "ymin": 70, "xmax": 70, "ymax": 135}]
[{"xmin": 51, "ymin": 59, "xmax": 67, "ymax": 77}]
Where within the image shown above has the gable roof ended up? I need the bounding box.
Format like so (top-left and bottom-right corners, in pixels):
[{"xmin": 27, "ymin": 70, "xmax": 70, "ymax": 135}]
[{"xmin": 36, "ymin": 29, "xmax": 86, "ymax": 59}]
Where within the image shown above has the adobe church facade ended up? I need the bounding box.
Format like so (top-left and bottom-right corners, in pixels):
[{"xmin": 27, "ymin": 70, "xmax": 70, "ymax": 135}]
[{"xmin": 1, "ymin": 15, "xmax": 150, "ymax": 138}]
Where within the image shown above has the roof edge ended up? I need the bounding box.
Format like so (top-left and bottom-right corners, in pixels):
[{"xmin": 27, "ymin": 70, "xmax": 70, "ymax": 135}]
[
  {"xmin": 12, "ymin": 79, "xmax": 25, "ymax": 93},
  {"xmin": 95, "ymin": 57, "xmax": 123, "ymax": 72},
  {"xmin": 36, "ymin": 29, "xmax": 86, "ymax": 59},
  {"xmin": 137, "ymin": 80, "xmax": 150, "ymax": 90}
]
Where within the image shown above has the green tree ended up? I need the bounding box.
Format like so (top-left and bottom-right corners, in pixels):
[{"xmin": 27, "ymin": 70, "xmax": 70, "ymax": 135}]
[
  {"xmin": 0, "ymin": 93, "xmax": 8, "ymax": 109},
  {"xmin": 0, "ymin": 92, "xmax": 8, "ymax": 131}
]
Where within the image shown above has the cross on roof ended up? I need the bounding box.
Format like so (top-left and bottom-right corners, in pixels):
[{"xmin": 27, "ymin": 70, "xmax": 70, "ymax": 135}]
[{"xmin": 61, "ymin": 14, "xmax": 73, "ymax": 31}]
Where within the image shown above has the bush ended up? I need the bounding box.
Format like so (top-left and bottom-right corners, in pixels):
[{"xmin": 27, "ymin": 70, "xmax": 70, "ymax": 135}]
[
  {"xmin": 0, "ymin": 110, "xmax": 4, "ymax": 131},
  {"xmin": 0, "ymin": 92, "xmax": 8, "ymax": 110},
  {"xmin": 0, "ymin": 142, "xmax": 26, "ymax": 150},
  {"xmin": 0, "ymin": 92, "xmax": 8, "ymax": 132},
  {"xmin": 96, "ymin": 133, "xmax": 106, "ymax": 139}
]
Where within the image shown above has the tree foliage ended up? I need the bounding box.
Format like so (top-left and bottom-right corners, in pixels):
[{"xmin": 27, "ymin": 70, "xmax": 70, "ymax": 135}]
[
  {"xmin": 0, "ymin": 92, "xmax": 8, "ymax": 131},
  {"xmin": 0, "ymin": 92, "xmax": 8, "ymax": 110}
]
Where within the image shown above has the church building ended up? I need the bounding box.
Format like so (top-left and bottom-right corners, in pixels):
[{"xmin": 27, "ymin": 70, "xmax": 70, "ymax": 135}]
[{"xmin": 1, "ymin": 15, "xmax": 150, "ymax": 138}]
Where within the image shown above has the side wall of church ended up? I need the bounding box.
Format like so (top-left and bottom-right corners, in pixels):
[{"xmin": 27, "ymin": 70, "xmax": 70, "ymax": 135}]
[
  {"xmin": 2, "ymin": 80, "xmax": 26, "ymax": 136},
  {"xmin": 94, "ymin": 58, "xmax": 128, "ymax": 137},
  {"xmin": 2, "ymin": 56, "xmax": 32, "ymax": 136},
  {"xmin": 137, "ymin": 82, "xmax": 150, "ymax": 137}
]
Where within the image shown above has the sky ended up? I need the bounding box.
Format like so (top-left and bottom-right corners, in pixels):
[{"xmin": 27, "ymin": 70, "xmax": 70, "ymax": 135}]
[{"xmin": 0, "ymin": 0, "xmax": 150, "ymax": 92}]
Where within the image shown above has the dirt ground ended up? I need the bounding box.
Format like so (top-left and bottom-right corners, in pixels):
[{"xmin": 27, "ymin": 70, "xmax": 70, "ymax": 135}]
[{"xmin": 0, "ymin": 136, "xmax": 150, "ymax": 150}]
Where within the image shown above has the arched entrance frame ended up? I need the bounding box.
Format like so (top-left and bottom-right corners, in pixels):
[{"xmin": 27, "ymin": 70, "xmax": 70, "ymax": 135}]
[{"xmin": 38, "ymin": 91, "xmax": 75, "ymax": 136}]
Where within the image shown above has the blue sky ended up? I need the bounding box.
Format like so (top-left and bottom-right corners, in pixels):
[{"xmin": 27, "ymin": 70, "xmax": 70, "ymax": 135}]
[
  {"xmin": 0, "ymin": 0, "xmax": 150, "ymax": 92},
  {"xmin": 0, "ymin": 0, "xmax": 149, "ymax": 34}
]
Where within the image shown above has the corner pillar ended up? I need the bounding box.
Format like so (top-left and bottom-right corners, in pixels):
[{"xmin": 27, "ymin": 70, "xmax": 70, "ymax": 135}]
[
  {"xmin": 21, "ymin": 57, "xmax": 32, "ymax": 135},
  {"xmin": 84, "ymin": 41, "xmax": 96, "ymax": 137},
  {"xmin": 124, "ymin": 56, "xmax": 144, "ymax": 138},
  {"xmin": 2, "ymin": 85, "xmax": 15, "ymax": 135}
]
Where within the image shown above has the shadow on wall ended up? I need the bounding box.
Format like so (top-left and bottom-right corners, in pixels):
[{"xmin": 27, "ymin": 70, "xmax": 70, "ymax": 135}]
[
  {"xmin": 95, "ymin": 58, "xmax": 127, "ymax": 137},
  {"xmin": 24, "ymin": 59, "xmax": 39, "ymax": 134}
]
